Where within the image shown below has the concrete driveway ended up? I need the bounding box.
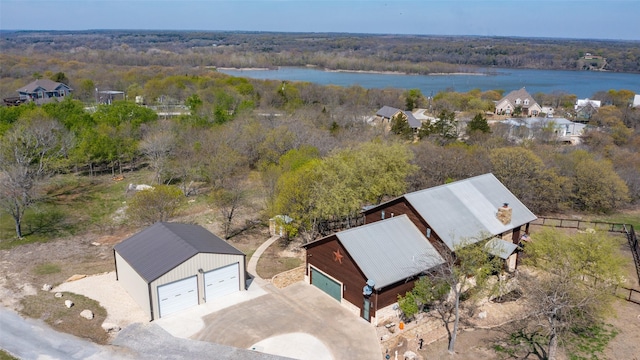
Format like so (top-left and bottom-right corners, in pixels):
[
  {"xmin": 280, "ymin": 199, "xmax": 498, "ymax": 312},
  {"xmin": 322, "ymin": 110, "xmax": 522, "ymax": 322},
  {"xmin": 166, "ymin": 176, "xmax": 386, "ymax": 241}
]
[{"xmin": 191, "ymin": 282, "xmax": 381, "ymax": 360}]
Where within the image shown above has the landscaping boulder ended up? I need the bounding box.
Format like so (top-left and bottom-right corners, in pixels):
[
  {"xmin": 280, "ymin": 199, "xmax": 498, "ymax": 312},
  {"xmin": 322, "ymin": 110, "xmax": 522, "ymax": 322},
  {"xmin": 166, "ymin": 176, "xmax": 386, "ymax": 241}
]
[
  {"xmin": 101, "ymin": 322, "xmax": 121, "ymax": 333},
  {"xmin": 80, "ymin": 309, "xmax": 94, "ymax": 320},
  {"xmin": 66, "ymin": 274, "xmax": 87, "ymax": 282},
  {"xmin": 42, "ymin": 284, "xmax": 52, "ymax": 291},
  {"xmin": 64, "ymin": 300, "xmax": 74, "ymax": 308}
]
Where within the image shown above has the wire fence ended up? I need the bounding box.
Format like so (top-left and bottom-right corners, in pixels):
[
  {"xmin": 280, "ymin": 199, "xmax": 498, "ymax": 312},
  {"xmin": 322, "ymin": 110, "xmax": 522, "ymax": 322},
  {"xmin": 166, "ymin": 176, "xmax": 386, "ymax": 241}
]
[{"xmin": 534, "ymin": 217, "xmax": 640, "ymax": 305}]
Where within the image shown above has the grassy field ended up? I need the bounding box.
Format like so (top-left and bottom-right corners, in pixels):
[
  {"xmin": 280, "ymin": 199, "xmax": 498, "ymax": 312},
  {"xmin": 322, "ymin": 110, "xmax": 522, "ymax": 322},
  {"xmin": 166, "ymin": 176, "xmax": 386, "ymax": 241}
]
[{"xmin": 20, "ymin": 291, "xmax": 109, "ymax": 344}]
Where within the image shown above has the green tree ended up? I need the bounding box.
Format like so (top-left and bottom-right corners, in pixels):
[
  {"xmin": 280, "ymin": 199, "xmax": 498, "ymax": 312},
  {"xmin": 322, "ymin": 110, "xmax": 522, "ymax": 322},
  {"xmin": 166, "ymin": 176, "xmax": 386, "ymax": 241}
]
[
  {"xmin": 433, "ymin": 109, "xmax": 459, "ymax": 143},
  {"xmin": 126, "ymin": 185, "xmax": 185, "ymax": 225},
  {"xmin": 466, "ymin": 113, "xmax": 490, "ymax": 134},
  {"xmin": 185, "ymin": 94, "xmax": 203, "ymax": 114},
  {"xmin": 572, "ymin": 154, "xmax": 629, "ymax": 212},
  {"xmin": 50, "ymin": 72, "xmax": 69, "ymax": 85},
  {"xmin": 520, "ymin": 228, "xmax": 626, "ymax": 360},
  {"xmin": 404, "ymin": 88, "xmax": 423, "ymax": 111},
  {"xmin": 490, "ymin": 147, "xmax": 569, "ymax": 214},
  {"xmin": 390, "ymin": 113, "xmax": 414, "ymax": 140}
]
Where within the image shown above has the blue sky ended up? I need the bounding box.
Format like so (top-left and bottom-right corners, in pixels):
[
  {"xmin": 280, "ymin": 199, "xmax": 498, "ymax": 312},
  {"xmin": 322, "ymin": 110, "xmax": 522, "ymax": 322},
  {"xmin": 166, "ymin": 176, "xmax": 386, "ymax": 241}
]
[{"xmin": 1, "ymin": 0, "xmax": 639, "ymax": 40}]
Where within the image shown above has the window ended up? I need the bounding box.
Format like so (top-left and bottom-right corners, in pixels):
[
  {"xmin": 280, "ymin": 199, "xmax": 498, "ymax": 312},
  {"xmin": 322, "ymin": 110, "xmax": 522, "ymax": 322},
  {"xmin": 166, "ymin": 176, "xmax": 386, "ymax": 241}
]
[
  {"xmin": 524, "ymin": 99, "xmax": 529, "ymax": 105},
  {"xmin": 515, "ymin": 98, "xmax": 521, "ymax": 105}
]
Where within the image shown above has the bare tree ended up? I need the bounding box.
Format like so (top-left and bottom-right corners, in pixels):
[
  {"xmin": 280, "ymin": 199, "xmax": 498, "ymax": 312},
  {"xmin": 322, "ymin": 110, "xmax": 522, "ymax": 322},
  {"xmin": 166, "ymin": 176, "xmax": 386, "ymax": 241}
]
[
  {"xmin": 210, "ymin": 180, "xmax": 249, "ymax": 239},
  {"xmin": 139, "ymin": 120, "xmax": 175, "ymax": 184},
  {"xmin": 398, "ymin": 237, "xmax": 502, "ymax": 353},
  {"xmin": 516, "ymin": 228, "xmax": 626, "ymax": 360},
  {"xmin": 0, "ymin": 115, "xmax": 72, "ymax": 238}
]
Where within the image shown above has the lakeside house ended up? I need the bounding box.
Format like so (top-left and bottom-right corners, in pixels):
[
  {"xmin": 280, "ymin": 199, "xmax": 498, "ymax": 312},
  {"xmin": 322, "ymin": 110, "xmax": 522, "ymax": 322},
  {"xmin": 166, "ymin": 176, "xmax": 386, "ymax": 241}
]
[{"xmin": 494, "ymin": 88, "xmax": 541, "ymax": 117}]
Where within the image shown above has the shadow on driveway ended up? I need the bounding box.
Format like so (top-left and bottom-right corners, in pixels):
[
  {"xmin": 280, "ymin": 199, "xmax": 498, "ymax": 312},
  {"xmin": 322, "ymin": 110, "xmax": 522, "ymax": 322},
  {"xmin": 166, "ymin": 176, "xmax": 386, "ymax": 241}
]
[{"xmin": 192, "ymin": 282, "xmax": 381, "ymax": 360}]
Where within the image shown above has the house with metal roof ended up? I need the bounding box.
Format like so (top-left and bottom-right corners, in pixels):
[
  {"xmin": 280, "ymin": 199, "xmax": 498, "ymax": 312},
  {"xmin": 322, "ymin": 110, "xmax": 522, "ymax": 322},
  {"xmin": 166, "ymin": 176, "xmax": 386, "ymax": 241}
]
[
  {"xmin": 364, "ymin": 173, "xmax": 537, "ymax": 272},
  {"xmin": 114, "ymin": 222, "xmax": 246, "ymax": 320},
  {"xmin": 12, "ymin": 79, "xmax": 73, "ymax": 105},
  {"xmin": 302, "ymin": 215, "xmax": 445, "ymax": 325},
  {"xmin": 494, "ymin": 88, "xmax": 542, "ymax": 117}
]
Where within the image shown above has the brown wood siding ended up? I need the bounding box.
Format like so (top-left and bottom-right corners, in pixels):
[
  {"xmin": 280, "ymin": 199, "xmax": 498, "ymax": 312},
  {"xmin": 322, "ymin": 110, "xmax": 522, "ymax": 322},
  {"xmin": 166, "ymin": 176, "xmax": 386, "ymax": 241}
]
[
  {"xmin": 306, "ymin": 236, "xmax": 368, "ymax": 313},
  {"xmin": 375, "ymin": 278, "xmax": 418, "ymax": 311},
  {"xmin": 364, "ymin": 197, "xmax": 445, "ymax": 250}
]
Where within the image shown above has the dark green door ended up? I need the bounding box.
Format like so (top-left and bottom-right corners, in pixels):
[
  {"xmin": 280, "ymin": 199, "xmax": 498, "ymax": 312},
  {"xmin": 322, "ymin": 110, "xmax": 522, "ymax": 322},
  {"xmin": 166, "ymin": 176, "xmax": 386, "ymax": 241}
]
[{"xmin": 311, "ymin": 268, "xmax": 341, "ymax": 302}]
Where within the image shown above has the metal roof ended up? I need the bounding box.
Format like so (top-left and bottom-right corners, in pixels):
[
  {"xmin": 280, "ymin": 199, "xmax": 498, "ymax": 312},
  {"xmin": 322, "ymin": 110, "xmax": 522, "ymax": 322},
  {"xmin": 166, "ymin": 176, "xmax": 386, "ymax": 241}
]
[
  {"xmin": 375, "ymin": 106, "xmax": 422, "ymax": 129},
  {"xmin": 114, "ymin": 222, "xmax": 244, "ymax": 283},
  {"xmin": 485, "ymin": 238, "xmax": 519, "ymax": 260},
  {"xmin": 335, "ymin": 215, "xmax": 445, "ymax": 289},
  {"xmin": 402, "ymin": 110, "xmax": 422, "ymax": 129},
  {"xmin": 404, "ymin": 173, "xmax": 537, "ymax": 251},
  {"xmin": 376, "ymin": 105, "xmax": 400, "ymax": 118}
]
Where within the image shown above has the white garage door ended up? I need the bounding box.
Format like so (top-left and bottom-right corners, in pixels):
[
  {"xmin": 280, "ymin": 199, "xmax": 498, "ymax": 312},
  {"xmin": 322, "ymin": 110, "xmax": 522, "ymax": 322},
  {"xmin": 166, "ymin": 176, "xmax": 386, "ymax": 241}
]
[
  {"xmin": 157, "ymin": 276, "xmax": 198, "ymax": 318},
  {"xmin": 205, "ymin": 263, "xmax": 240, "ymax": 302}
]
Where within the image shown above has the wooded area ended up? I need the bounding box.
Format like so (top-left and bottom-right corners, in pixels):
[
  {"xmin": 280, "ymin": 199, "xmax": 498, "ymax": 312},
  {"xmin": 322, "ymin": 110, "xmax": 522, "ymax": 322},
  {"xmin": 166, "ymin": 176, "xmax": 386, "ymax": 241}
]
[{"xmin": 0, "ymin": 31, "xmax": 639, "ymax": 240}]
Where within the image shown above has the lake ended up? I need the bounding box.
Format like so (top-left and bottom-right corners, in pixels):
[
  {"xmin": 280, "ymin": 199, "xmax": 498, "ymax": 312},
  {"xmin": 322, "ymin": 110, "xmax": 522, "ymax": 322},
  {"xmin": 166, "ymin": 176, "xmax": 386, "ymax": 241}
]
[{"xmin": 218, "ymin": 67, "xmax": 640, "ymax": 99}]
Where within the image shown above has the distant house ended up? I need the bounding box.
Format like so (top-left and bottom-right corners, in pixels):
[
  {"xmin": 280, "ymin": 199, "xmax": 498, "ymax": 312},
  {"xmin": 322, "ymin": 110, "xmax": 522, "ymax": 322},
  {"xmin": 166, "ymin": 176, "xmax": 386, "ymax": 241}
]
[
  {"xmin": 494, "ymin": 88, "xmax": 542, "ymax": 117},
  {"xmin": 302, "ymin": 215, "xmax": 445, "ymax": 325},
  {"xmin": 9, "ymin": 79, "xmax": 73, "ymax": 106},
  {"xmin": 575, "ymin": 98, "xmax": 601, "ymax": 120},
  {"xmin": 502, "ymin": 117, "xmax": 587, "ymax": 144},
  {"xmin": 374, "ymin": 106, "xmax": 422, "ymax": 130}
]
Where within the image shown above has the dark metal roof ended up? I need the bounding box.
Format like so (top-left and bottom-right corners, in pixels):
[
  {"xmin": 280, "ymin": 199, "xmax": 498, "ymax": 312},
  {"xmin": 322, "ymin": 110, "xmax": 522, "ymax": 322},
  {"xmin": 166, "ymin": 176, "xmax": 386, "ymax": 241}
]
[{"xmin": 114, "ymin": 222, "xmax": 244, "ymax": 283}]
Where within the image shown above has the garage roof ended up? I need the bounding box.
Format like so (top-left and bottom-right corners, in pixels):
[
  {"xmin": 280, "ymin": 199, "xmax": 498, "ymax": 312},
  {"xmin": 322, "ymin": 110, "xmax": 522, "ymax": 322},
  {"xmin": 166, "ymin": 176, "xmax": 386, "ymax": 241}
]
[
  {"xmin": 114, "ymin": 222, "xmax": 244, "ymax": 283},
  {"xmin": 336, "ymin": 215, "xmax": 445, "ymax": 289}
]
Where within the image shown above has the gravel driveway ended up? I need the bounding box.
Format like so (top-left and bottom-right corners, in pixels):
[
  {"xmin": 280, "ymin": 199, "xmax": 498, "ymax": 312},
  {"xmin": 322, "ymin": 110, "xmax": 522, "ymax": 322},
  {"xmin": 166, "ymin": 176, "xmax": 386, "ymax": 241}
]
[{"xmin": 52, "ymin": 272, "xmax": 149, "ymax": 327}]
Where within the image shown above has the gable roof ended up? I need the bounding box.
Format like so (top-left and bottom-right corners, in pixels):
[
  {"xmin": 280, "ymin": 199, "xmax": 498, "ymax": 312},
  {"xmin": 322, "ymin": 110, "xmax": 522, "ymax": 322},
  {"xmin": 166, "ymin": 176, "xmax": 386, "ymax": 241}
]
[
  {"xmin": 376, "ymin": 105, "xmax": 401, "ymax": 118},
  {"xmin": 498, "ymin": 87, "xmax": 539, "ymax": 108},
  {"xmin": 376, "ymin": 106, "xmax": 421, "ymax": 129},
  {"xmin": 114, "ymin": 222, "xmax": 244, "ymax": 283},
  {"xmin": 17, "ymin": 79, "xmax": 71, "ymax": 93},
  {"xmin": 333, "ymin": 214, "xmax": 445, "ymax": 289},
  {"xmin": 385, "ymin": 173, "xmax": 537, "ymax": 251}
]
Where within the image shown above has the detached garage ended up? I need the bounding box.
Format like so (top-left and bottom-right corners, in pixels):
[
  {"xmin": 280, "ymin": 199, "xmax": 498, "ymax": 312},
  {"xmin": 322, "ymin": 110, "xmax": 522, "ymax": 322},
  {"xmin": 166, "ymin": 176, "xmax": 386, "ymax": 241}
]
[{"xmin": 114, "ymin": 222, "xmax": 246, "ymax": 320}]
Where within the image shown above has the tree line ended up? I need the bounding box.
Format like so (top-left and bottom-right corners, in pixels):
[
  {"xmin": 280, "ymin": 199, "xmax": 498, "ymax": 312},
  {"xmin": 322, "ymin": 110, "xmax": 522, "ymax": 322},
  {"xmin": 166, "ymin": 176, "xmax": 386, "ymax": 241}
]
[{"xmin": 1, "ymin": 73, "xmax": 638, "ymax": 239}]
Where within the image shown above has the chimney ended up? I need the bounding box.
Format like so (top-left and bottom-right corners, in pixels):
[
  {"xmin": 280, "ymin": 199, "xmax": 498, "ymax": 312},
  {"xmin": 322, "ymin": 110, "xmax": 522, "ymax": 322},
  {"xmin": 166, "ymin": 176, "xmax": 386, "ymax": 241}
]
[{"xmin": 496, "ymin": 202, "xmax": 512, "ymax": 225}]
